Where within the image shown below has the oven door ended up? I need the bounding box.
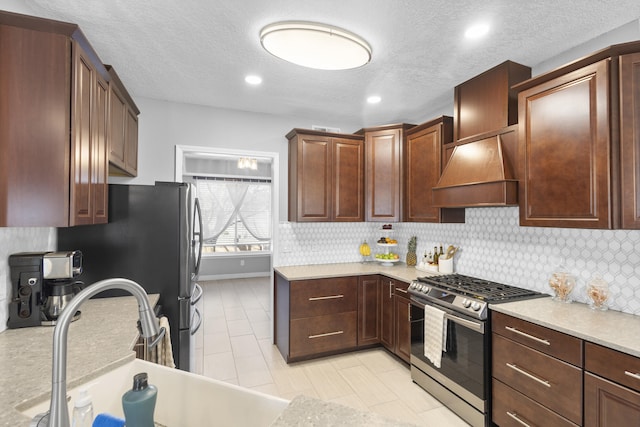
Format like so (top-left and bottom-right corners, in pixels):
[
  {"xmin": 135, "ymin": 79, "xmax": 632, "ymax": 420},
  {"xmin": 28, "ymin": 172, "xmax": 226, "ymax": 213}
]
[{"xmin": 410, "ymin": 296, "xmax": 488, "ymax": 413}]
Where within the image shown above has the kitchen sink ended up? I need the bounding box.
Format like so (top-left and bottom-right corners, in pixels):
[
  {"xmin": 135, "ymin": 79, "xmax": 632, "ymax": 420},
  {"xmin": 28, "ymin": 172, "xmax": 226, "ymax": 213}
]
[{"xmin": 19, "ymin": 359, "xmax": 290, "ymax": 426}]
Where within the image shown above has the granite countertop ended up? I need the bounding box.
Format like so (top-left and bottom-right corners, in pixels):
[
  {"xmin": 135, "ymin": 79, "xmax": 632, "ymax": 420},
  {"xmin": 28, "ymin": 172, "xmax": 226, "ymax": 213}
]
[
  {"xmin": 271, "ymin": 395, "xmax": 418, "ymax": 427},
  {"xmin": 0, "ymin": 293, "xmax": 159, "ymax": 426},
  {"xmin": 490, "ymin": 297, "xmax": 640, "ymax": 358},
  {"xmin": 275, "ymin": 262, "xmax": 438, "ymax": 283}
]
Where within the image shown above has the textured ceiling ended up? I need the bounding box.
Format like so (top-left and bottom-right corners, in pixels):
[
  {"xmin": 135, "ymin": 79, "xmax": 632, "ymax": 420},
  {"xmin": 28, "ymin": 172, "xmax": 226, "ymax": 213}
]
[{"xmin": 15, "ymin": 0, "xmax": 640, "ymax": 127}]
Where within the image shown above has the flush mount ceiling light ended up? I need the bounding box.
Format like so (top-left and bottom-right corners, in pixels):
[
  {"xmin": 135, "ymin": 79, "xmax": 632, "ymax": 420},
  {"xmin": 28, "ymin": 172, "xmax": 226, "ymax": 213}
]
[
  {"xmin": 367, "ymin": 95, "xmax": 382, "ymax": 104},
  {"xmin": 260, "ymin": 21, "xmax": 372, "ymax": 70}
]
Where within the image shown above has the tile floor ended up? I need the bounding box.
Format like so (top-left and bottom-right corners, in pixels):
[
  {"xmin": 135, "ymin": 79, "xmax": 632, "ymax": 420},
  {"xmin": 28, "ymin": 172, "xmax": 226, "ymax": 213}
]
[{"xmin": 193, "ymin": 277, "xmax": 470, "ymax": 426}]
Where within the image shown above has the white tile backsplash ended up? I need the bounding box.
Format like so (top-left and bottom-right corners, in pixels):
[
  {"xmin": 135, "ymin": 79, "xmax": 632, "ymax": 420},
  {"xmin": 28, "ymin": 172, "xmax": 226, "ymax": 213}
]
[
  {"xmin": 275, "ymin": 207, "xmax": 640, "ymax": 316},
  {"xmin": 0, "ymin": 227, "xmax": 56, "ymax": 333}
]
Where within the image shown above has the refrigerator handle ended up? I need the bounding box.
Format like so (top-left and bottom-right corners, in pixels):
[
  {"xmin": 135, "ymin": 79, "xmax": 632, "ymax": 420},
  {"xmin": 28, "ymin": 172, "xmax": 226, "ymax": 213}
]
[
  {"xmin": 193, "ymin": 197, "xmax": 203, "ymax": 277},
  {"xmin": 191, "ymin": 282, "xmax": 203, "ymax": 306},
  {"xmin": 190, "ymin": 307, "xmax": 202, "ymax": 336}
]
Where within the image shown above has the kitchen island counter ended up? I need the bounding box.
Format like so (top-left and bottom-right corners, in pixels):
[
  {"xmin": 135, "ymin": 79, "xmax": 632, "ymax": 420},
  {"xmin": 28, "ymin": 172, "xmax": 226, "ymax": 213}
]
[
  {"xmin": 490, "ymin": 297, "xmax": 640, "ymax": 358},
  {"xmin": 0, "ymin": 293, "xmax": 159, "ymax": 426}
]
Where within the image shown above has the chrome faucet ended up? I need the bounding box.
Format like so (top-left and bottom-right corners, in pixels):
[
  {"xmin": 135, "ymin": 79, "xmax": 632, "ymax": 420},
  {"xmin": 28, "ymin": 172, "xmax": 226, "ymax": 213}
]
[{"xmin": 32, "ymin": 278, "xmax": 164, "ymax": 427}]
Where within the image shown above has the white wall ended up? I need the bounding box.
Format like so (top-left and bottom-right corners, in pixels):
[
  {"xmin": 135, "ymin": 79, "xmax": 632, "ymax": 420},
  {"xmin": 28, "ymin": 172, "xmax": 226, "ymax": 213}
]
[
  {"xmin": 111, "ymin": 98, "xmax": 361, "ymax": 222},
  {"xmin": 0, "ymin": 0, "xmax": 35, "ymax": 14},
  {"xmin": 418, "ymin": 18, "xmax": 640, "ymax": 122}
]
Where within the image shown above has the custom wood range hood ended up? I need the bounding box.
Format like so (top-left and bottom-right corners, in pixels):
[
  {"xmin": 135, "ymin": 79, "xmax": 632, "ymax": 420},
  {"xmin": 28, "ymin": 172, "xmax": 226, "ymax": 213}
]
[
  {"xmin": 432, "ymin": 132, "xmax": 518, "ymax": 208},
  {"xmin": 431, "ymin": 60, "xmax": 530, "ymax": 208}
]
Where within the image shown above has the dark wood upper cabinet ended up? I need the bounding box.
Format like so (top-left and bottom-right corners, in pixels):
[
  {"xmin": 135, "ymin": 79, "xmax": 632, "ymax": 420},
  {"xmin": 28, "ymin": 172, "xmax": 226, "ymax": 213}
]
[
  {"xmin": 287, "ymin": 129, "xmax": 364, "ymax": 222},
  {"xmin": 0, "ymin": 11, "xmax": 110, "ymax": 226},
  {"xmin": 404, "ymin": 116, "xmax": 464, "ymax": 223},
  {"xmin": 620, "ymin": 52, "xmax": 640, "ymax": 229},
  {"xmin": 518, "ymin": 60, "xmax": 610, "ymax": 228},
  {"xmin": 516, "ymin": 42, "xmax": 640, "ymax": 229},
  {"xmin": 454, "ymin": 60, "xmax": 531, "ymax": 141},
  {"xmin": 107, "ymin": 65, "xmax": 140, "ymax": 177},
  {"xmin": 358, "ymin": 124, "xmax": 414, "ymax": 222}
]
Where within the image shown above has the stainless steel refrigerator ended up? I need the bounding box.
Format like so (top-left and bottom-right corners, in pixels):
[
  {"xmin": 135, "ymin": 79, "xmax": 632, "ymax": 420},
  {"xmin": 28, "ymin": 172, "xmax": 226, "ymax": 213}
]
[{"xmin": 57, "ymin": 182, "xmax": 203, "ymax": 371}]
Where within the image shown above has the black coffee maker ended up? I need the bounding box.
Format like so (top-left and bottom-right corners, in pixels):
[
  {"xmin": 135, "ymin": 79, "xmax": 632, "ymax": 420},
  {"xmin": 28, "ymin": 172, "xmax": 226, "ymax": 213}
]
[{"xmin": 7, "ymin": 251, "xmax": 83, "ymax": 328}]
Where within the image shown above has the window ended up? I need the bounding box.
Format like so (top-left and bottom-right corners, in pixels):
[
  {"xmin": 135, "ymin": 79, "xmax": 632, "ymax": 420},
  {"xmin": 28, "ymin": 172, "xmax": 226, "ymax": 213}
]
[
  {"xmin": 176, "ymin": 147, "xmax": 276, "ymax": 257},
  {"xmin": 194, "ymin": 177, "xmax": 271, "ymax": 254}
]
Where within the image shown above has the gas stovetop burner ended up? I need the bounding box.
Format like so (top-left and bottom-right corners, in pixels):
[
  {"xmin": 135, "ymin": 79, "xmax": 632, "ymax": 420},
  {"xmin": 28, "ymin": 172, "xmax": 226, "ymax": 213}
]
[{"xmin": 415, "ymin": 274, "xmax": 545, "ymax": 303}]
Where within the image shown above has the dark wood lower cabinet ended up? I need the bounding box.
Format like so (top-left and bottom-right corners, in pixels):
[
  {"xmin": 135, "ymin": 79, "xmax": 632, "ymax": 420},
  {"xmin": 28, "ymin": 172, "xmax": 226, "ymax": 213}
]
[
  {"xmin": 275, "ymin": 273, "xmax": 410, "ymax": 364},
  {"xmin": 357, "ymin": 275, "xmax": 380, "ymax": 347},
  {"xmin": 380, "ymin": 279, "xmax": 394, "ymax": 350},
  {"xmin": 584, "ymin": 372, "xmax": 640, "ymax": 426},
  {"xmin": 290, "ymin": 312, "xmax": 358, "ymax": 359},
  {"xmin": 395, "ymin": 294, "xmax": 411, "ymax": 363},
  {"xmin": 493, "ymin": 379, "xmax": 578, "ymax": 427}
]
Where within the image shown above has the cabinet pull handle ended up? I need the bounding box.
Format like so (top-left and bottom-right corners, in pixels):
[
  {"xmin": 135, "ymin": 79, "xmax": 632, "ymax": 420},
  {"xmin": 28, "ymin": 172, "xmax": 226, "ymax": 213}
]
[
  {"xmin": 396, "ymin": 288, "xmax": 408, "ymax": 294},
  {"xmin": 625, "ymin": 371, "xmax": 640, "ymax": 381},
  {"xmin": 505, "ymin": 326, "xmax": 551, "ymax": 346},
  {"xmin": 506, "ymin": 363, "xmax": 551, "ymax": 388},
  {"xmin": 308, "ymin": 294, "xmax": 344, "ymax": 301},
  {"xmin": 408, "ymin": 302, "xmax": 411, "ymax": 322},
  {"xmin": 389, "ymin": 282, "xmax": 393, "ymax": 299},
  {"xmin": 309, "ymin": 330, "xmax": 344, "ymax": 339},
  {"xmin": 506, "ymin": 412, "xmax": 532, "ymax": 427}
]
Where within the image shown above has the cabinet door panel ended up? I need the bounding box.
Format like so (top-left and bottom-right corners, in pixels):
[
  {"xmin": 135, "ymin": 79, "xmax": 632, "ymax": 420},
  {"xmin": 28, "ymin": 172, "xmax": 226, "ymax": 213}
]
[
  {"xmin": 585, "ymin": 372, "xmax": 640, "ymax": 427},
  {"xmin": 295, "ymin": 136, "xmax": 331, "ymax": 221},
  {"xmin": 395, "ymin": 295, "xmax": 411, "ymax": 363},
  {"xmin": 380, "ymin": 279, "xmax": 394, "ymax": 350},
  {"xmin": 620, "ymin": 52, "xmax": 640, "ymax": 229},
  {"xmin": 406, "ymin": 124, "xmax": 441, "ymax": 222},
  {"xmin": 519, "ymin": 59, "xmax": 611, "ymax": 228},
  {"xmin": 92, "ymin": 74, "xmax": 108, "ymax": 223},
  {"xmin": 71, "ymin": 43, "xmax": 94, "ymax": 225},
  {"xmin": 0, "ymin": 25, "xmax": 70, "ymax": 226},
  {"xmin": 357, "ymin": 275, "xmax": 380, "ymax": 346},
  {"xmin": 333, "ymin": 138, "xmax": 364, "ymax": 221},
  {"xmin": 125, "ymin": 107, "xmax": 138, "ymax": 176},
  {"xmin": 108, "ymin": 84, "xmax": 127, "ymax": 170},
  {"xmin": 365, "ymin": 129, "xmax": 401, "ymax": 221}
]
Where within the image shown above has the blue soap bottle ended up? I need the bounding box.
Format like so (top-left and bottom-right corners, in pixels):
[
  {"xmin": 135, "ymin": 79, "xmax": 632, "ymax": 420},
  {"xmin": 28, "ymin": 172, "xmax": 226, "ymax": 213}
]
[{"xmin": 122, "ymin": 372, "xmax": 157, "ymax": 427}]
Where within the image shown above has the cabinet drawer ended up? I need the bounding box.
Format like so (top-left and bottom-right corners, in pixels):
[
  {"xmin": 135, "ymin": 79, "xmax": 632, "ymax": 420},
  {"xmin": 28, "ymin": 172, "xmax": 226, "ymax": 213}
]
[
  {"xmin": 584, "ymin": 371, "xmax": 640, "ymax": 426},
  {"xmin": 585, "ymin": 342, "xmax": 640, "ymax": 393},
  {"xmin": 493, "ymin": 379, "xmax": 578, "ymax": 427},
  {"xmin": 290, "ymin": 312, "xmax": 357, "ymax": 358},
  {"xmin": 290, "ymin": 277, "xmax": 357, "ymax": 319},
  {"xmin": 492, "ymin": 334, "xmax": 582, "ymax": 424},
  {"xmin": 492, "ymin": 311, "xmax": 583, "ymax": 366}
]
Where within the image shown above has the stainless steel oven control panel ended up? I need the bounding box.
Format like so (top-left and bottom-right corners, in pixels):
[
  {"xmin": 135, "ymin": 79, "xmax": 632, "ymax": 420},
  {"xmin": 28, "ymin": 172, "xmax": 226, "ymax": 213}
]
[{"xmin": 409, "ymin": 281, "xmax": 488, "ymax": 320}]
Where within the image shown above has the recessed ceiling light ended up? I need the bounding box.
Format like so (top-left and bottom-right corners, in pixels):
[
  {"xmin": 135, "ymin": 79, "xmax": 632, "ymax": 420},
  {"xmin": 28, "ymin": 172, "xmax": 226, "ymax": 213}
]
[
  {"xmin": 367, "ymin": 95, "xmax": 382, "ymax": 104},
  {"xmin": 260, "ymin": 21, "xmax": 372, "ymax": 70},
  {"xmin": 245, "ymin": 75, "xmax": 262, "ymax": 85},
  {"xmin": 465, "ymin": 23, "xmax": 490, "ymax": 39}
]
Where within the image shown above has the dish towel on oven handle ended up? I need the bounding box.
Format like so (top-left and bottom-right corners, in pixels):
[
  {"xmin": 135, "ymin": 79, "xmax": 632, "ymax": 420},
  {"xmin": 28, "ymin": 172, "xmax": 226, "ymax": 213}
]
[{"xmin": 423, "ymin": 304, "xmax": 448, "ymax": 368}]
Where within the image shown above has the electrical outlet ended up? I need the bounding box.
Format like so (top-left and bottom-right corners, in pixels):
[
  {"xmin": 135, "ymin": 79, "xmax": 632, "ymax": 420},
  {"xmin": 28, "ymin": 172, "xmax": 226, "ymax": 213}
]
[{"xmin": 240, "ymin": 259, "xmax": 245, "ymax": 266}]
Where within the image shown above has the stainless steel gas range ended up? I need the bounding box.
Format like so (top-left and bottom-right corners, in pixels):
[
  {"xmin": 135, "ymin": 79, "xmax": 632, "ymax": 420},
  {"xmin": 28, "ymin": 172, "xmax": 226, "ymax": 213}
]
[{"xmin": 408, "ymin": 274, "xmax": 546, "ymax": 427}]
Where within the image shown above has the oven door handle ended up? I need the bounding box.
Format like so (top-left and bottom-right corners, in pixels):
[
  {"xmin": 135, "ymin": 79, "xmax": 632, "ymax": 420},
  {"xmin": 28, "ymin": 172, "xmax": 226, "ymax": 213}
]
[{"xmin": 444, "ymin": 313, "xmax": 485, "ymax": 334}]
